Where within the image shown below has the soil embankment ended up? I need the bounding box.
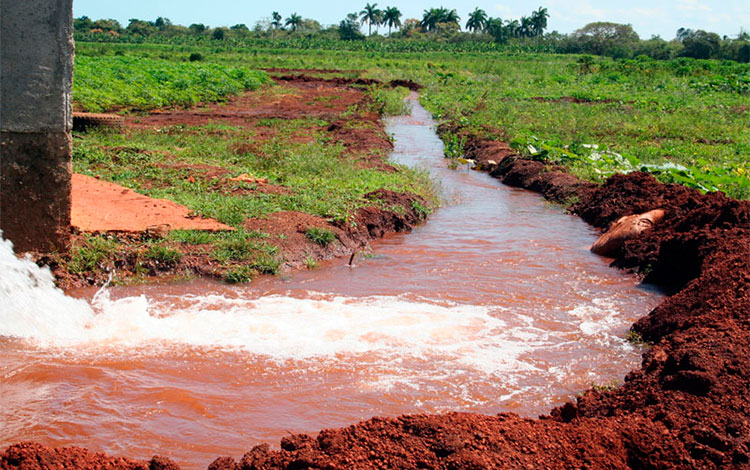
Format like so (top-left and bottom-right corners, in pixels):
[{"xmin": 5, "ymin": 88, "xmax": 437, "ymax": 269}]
[{"xmin": 5, "ymin": 96, "xmax": 749, "ymax": 468}]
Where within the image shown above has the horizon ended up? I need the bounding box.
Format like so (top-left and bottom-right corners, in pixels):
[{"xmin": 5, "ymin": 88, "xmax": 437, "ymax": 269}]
[{"xmin": 73, "ymin": 0, "xmax": 749, "ymax": 40}]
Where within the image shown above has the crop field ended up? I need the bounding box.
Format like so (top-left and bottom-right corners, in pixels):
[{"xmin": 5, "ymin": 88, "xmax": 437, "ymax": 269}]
[{"xmin": 76, "ymin": 42, "xmax": 749, "ymax": 199}]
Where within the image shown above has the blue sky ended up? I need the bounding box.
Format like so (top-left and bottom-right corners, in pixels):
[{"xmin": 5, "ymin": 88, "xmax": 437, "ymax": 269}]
[{"xmin": 74, "ymin": 0, "xmax": 749, "ymax": 39}]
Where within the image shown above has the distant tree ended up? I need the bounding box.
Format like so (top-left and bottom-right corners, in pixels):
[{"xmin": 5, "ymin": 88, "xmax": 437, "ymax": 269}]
[
  {"xmin": 231, "ymin": 24, "xmax": 249, "ymax": 31},
  {"xmin": 212, "ymin": 27, "xmax": 227, "ymax": 40},
  {"xmin": 299, "ymin": 18, "xmax": 322, "ymax": 32},
  {"xmin": 678, "ymin": 29, "xmax": 721, "ymax": 59},
  {"xmin": 519, "ymin": 16, "xmax": 534, "ymax": 37},
  {"xmin": 339, "ymin": 12, "xmax": 365, "ymax": 40},
  {"xmin": 360, "ymin": 3, "xmax": 382, "ymax": 36},
  {"xmin": 530, "ymin": 7, "xmax": 549, "ymax": 37},
  {"xmin": 382, "ymin": 6, "xmax": 402, "ymax": 35},
  {"xmin": 189, "ymin": 23, "xmax": 206, "ymax": 34},
  {"xmin": 572, "ymin": 22, "xmax": 640, "ymax": 57},
  {"xmin": 466, "ymin": 8, "xmax": 487, "ymax": 33},
  {"xmin": 285, "ymin": 13, "xmax": 302, "ymax": 32},
  {"xmin": 485, "ymin": 17, "xmax": 507, "ymax": 41},
  {"xmin": 421, "ymin": 7, "xmax": 459, "ymax": 32},
  {"xmin": 74, "ymin": 16, "xmax": 94, "ymax": 32},
  {"xmin": 154, "ymin": 17, "xmax": 172, "ymax": 31},
  {"xmin": 127, "ymin": 19, "xmax": 155, "ymax": 36},
  {"xmin": 271, "ymin": 11, "xmax": 283, "ymax": 30},
  {"xmin": 505, "ymin": 19, "xmax": 520, "ymax": 38},
  {"xmin": 93, "ymin": 18, "xmax": 122, "ymax": 32}
]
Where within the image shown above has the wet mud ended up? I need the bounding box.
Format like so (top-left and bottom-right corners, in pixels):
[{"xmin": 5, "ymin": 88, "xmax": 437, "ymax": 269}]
[{"xmin": 5, "ymin": 85, "xmax": 749, "ymax": 469}]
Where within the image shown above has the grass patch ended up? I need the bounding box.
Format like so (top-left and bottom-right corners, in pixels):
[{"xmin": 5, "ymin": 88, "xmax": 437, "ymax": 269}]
[
  {"xmin": 305, "ymin": 227, "xmax": 336, "ymax": 246},
  {"xmin": 143, "ymin": 243, "xmax": 182, "ymax": 266},
  {"xmin": 68, "ymin": 236, "xmax": 119, "ymax": 274},
  {"xmin": 73, "ymin": 56, "xmax": 270, "ymax": 112},
  {"xmin": 223, "ymin": 266, "xmax": 254, "ymax": 284}
]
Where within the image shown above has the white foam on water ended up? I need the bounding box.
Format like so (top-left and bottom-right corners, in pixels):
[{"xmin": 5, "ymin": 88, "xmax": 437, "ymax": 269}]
[{"xmin": 0, "ymin": 233, "xmax": 636, "ymax": 384}]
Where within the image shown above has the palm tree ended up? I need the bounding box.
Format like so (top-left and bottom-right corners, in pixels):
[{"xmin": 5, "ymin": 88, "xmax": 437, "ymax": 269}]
[
  {"xmin": 285, "ymin": 13, "xmax": 301, "ymax": 32},
  {"xmin": 465, "ymin": 8, "xmax": 487, "ymax": 33},
  {"xmin": 360, "ymin": 3, "xmax": 382, "ymax": 36},
  {"xmin": 421, "ymin": 7, "xmax": 459, "ymax": 31},
  {"xmin": 420, "ymin": 8, "xmax": 439, "ymax": 31},
  {"xmin": 443, "ymin": 8, "xmax": 460, "ymax": 25},
  {"xmin": 382, "ymin": 6, "xmax": 402, "ymax": 35},
  {"xmin": 530, "ymin": 7, "xmax": 549, "ymax": 37},
  {"xmin": 271, "ymin": 11, "xmax": 282, "ymax": 30},
  {"xmin": 506, "ymin": 19, "xmax": 520, "ymax": 38},
  {"xmin": 519, "ymin": 16, "xmax": 534, "ymax": 37}
]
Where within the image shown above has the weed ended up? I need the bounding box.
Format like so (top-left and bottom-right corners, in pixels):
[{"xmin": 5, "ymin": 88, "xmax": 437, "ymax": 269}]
[
  {"xmin": 305, "ymin": 227, "xmax": 337, "ymax": 246},
  {"xmin": 411, "ymin": 200, "xmax": 431, "ymax": 218},
  {"xmin": 223, "ymin": 266, "xmax": 254, "ymax": 283},
  {"xmin": 625, "ymin": 330, "xmax": 647, "ymax": 345},
  {"xmin": 68, "ymin": 236, "xmax": 119, "ymax": 274},
  {"xmin": 304, "ymin": 256, "xmax": 318, "ymax": 269},
  {"xmin": 591, "ymin": 380, "xmax": 620, "ymax": 392},
  {"xmin": 248, "ymin": 253, "xmax": 282, "ymax": 275},
  {"xmin": 143, "ymin": 243, "xmax": 182, "ymax": 266}
]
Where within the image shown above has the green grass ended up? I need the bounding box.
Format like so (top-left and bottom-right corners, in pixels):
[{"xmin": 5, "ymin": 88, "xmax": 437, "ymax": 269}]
[
  {"xmin": 75, "ymin": 42, "xmax": 748, "ymax": 198},
  {"xmin": 68, "ymin": 236, "xmax": 119, "ymax": 274},
  {"xmin": 143, "ymin": 243, "xmax": 183, "ymax": 265},
  {"xmin": 74, "ymin": 55, "xmax": 270, "ymax": 112},
  {"xmin": 73, "ymin": 121, "xmax": 437, "ymax": 225},
  {"xmin": 305, "ymin": 227, "xmax": 336, "ymax": 246}
]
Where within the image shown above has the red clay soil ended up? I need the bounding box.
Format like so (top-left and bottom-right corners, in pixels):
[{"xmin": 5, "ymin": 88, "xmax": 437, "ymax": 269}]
[
  {"xmin": 243, "ymin": 190, "xmax": 430, "ymax": 270},
  {"xmin": 6, "ymin": 98, "xmax": 750, "ymax": 469},
  {"xmin": 71, "ymin": 173, "xmax": 231, "ymax": 232},
  {"xmin": 126, "ymin": 78, "xmax": 368, "ymax": 128}
]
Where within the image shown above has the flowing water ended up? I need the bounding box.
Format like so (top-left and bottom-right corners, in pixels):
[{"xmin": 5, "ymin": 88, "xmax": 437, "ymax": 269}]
[{"xmin": 0, "ymin": 95, "xmax": 663, "ymax": 468}]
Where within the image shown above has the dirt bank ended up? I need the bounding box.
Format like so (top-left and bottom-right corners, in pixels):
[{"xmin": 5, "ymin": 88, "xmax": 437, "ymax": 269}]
[{"xmin": 6, "ymin": 101, "xmax": 749, "ymax": 469}]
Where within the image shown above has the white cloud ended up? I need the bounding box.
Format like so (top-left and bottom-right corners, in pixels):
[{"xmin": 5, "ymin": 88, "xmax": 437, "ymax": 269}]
[{"xmin": 676, "ymin": 0, "xmax": 712, "ymax": 12}]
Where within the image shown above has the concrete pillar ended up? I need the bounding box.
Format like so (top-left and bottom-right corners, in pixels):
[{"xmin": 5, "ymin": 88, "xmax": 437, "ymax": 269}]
[{"xmin": 1, "ymin": 0, "xmax": 74, "ymax": 253}]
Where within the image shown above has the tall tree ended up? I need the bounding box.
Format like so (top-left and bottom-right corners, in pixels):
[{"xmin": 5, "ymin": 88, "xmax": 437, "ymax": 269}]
[
  {"xmin": 360, "ymin": 3, "xmax": 382, "ymax": 36},
  {"xmin": 530, "ymin": 7, "xmax": 549, "ymax": 37},
  {"xmin": 271, "ymin": 12, "xmax": 283, "ymax": 30},
  {"xmin": 466, "ymin": 8, "xmax": 487, "ymax": 33},
  {"xmin": 382, "ymin": 6, "xmax": 402, "ymax": 35},
  {"xmin": 505, "ymin": 19, "xmax": 520, "ymax": 38},
  {"xmin": 519, "ymin": 16, "xmax": 534, "ymax": 37},
  {"xmin": 285, "ymin": 13, "xmax": 302, "ymax": 32},
  {"xmin": 421, "ymin": 7, "xmax": 459, "ymax": 32}
]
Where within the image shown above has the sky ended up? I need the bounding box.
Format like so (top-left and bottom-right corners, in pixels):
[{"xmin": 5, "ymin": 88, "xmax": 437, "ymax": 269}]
[{"xmin": 73, "ymin": 0, "xmax": 749, "ymax": 39}]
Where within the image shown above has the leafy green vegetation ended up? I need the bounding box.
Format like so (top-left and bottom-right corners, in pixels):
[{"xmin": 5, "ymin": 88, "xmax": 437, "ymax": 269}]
[
  {"xmin": 74, "ymin": 56, "xmax": 269, "ymax": 112},
  {"xmin": 68, "ymin": 236, "xmax": 119, "ymax": 274},
  {"xmin": 305, "ymin": 227, "xmax": 337, "ymax": 246},
  {"xmin": 143, "ymin": 243, "xmax": 183, "ymax": 265}
]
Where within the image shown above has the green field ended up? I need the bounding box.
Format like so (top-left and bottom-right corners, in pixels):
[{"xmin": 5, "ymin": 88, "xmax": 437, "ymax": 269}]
[{"xmin": 75, "ymin": 42, "xmax": 749, "ymax": 199}]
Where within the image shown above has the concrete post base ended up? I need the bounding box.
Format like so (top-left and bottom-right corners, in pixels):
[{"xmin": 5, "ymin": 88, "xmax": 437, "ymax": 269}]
[{"xmin": 1, "ymin": 132, "xmax": 72, "ymax": 252}]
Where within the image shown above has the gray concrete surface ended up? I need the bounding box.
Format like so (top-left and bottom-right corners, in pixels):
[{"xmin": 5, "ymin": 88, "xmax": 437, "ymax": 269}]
[{"xmin": 1, "ymin": 0, "xmax": 74, "ymax": 252}]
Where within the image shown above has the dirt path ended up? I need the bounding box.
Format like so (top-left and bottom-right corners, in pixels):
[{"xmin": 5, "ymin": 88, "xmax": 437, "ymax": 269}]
[{"xmin": 71, "ymin": 173, "xmax": 231, "ymax": 232}]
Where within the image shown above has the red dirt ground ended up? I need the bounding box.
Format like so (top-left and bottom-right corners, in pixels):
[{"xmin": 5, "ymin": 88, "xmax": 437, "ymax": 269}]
[{"xmin": 71, "ymin": 173, "xmax": 231, "ymax": 232}]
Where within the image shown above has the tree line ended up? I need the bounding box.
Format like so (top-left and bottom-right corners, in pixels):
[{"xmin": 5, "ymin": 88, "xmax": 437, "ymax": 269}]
[{"xmin": 73, "ymin": 6, "xmax": 749, "ymax": 63}]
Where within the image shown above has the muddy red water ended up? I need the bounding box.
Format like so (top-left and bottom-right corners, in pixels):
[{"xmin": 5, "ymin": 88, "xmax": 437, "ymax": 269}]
[{"xmin": 0, "ymin": 95, "xmax": 663, "ymax": 469}]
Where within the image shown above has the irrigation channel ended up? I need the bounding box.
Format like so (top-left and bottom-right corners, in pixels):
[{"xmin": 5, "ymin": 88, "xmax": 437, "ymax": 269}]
[{"xmin": 0, "ymin": 94, "xmax": 664, "ymax": 468}]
